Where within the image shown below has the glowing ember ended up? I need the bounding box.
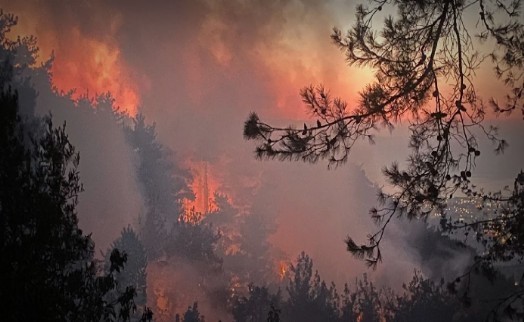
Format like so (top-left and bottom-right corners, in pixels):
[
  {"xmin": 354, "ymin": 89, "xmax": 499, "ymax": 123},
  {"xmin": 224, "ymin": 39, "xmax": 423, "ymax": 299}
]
[{"xmin": 277, "ymin": 260, "xmax": 290, "ymax": 280}]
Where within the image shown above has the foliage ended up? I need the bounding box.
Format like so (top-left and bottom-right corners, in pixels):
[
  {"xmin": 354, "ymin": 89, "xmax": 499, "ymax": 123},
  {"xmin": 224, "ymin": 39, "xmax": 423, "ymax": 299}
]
[
  {"xmin": 0, "ymin": 11, "xmax": 37, "ymax": 80},
  {"xmin": 386, "ymin": 273, "xmax": 471, "ymax": 322},
  {"xmin": 125, "ymin": 114, "xmax": 193, "ymax": 258},
  {"xmin": 0, "ymin": 11, "xmax": 153, "ymax": 320},
  {"xmin": 244, "ymin": 0, "xmax": 524, "ymax": 318},
  {"xmin": 125, "ymin": 114, "xmax": 226, "ymax": 310},
  {"xmin": 204, "ymin": 193, "xmax": 279, "ymax": 290},
  {"xmin": 165, "ymin": 220, "xmax": 223, "ymax": 271},
  {"xmin": 229, "ymin": 210, "xmax": 279, "ymax": 286},
  {"xmin": 231, "ymin": 284, "xmax": 282, "ymax": 322},
  {"xmin": 232, "ymin": 252, "xmax": 487, "ymax": 322},
  {"xmin": 0, "ymin": 82, "xmax": 141, "ymax": 321},
  {"xmin": 266, "ymin": 304, "xmax": 281, "ymax": 322},
  {"xmin": 176, "ymin": 302, "xmax": 206, "ymax": 322},
  {"xmin": 351, "ymin": 275, "xmax": 384, "ymax": 322},
  {"xmin": 105, "ymin": 227, "xmax": 149, "ymax": 321},
  {"xmin": 284, "ymin": 252, "xmax": 340, "ymax": 322},
  {"xmin": 203, "ymin": 193, "xmax": 239, "ymax": 255}
]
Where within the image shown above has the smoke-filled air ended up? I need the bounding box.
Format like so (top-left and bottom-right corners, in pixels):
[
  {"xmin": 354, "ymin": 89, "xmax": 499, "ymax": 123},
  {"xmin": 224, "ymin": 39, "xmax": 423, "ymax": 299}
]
[{"xmin": 1, "ymin": 0, "xmax": 523, "ymax": 321}]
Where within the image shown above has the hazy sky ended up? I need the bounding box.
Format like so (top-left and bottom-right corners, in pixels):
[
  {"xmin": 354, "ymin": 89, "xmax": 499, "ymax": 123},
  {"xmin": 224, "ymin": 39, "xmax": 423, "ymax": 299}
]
[{"xmin": 2, "ymin": 0, "xmax": 523, "ymax": 288}]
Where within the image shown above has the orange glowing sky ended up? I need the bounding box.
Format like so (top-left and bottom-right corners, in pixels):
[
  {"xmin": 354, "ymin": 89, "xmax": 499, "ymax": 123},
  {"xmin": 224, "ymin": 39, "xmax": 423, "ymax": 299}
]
[
  {"xmin": 3, "ymin": 0, "xmax": 520, "ymax": 223},
  {"xmin": 4, "ymin": 0, "xmax": 378, "ymax": 120},
  {"xmin": 9, "ymin": 6, "xmax": 140, "ymax": 115},
  {"xmin": 3, "ymin": 0, "xmax": 520, "ymax": 232},
  {"xmin": 4, "ymin": 0, "xmax": 511, "ymax": 122},
  {"xmin": 2, "ymin": 0, "xmax": 522, "ymax": 295}
]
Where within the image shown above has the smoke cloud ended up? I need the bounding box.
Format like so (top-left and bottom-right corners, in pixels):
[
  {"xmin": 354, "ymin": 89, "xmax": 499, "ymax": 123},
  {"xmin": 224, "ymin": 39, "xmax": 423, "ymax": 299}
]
[{"xmin": 3, "ymin": 1, "xmax": 522, "ymax": 318}]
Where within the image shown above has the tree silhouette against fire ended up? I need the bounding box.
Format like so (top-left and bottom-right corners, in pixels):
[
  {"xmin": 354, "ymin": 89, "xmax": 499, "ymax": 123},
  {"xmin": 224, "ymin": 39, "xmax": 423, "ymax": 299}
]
[{"xmin": 244, "ymin": 0, "xmax": 524, "ymax": 319}]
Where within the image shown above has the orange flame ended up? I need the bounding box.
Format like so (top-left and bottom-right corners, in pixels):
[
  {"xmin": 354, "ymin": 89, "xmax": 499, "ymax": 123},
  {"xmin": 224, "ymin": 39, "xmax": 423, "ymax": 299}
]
[
  {"xmin": 277, "ymin": 260, "xmax": 290, "ymax": 280},
  {"xmin": 10, "ymin": 15, "xmax": 140, "ymax": 116},
  {"xmin": 147, "ymin": 261, "xmax": 175, "ymax": 322},
  {"xmin": 49, "ymin": 30, "xmax": 140, "ymax": 116},
  {"xmin": 181, "ymin": 160, "xmax": 221, "ymax": 222}
]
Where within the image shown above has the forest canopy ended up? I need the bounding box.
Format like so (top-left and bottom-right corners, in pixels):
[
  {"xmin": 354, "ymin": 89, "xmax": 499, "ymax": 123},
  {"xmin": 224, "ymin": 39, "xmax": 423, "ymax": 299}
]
[
  {"xmin": 1, "ymin": 0, "xmax": 523, "ymax": 321},
  {"xmin": 244, "ymin": 0, "xmax": 524, "ymax": 319}
]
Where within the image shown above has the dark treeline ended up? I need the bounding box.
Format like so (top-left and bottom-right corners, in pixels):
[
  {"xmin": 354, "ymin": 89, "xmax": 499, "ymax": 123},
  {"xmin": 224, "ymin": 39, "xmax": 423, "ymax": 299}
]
[
  {"xmin": 0, "ymin": 14, "xmax": 149, "ymax": 321},
  {"xmin": 1, "ymin": 8, "xmax": 521, "ymax": 322},
  {"xmin": 230, "ymin": 250, "xmax": 521, "ymax": 322},
  {"xmin": 0, "ymin": 9, "xmax": 277, "ymax": 321}
]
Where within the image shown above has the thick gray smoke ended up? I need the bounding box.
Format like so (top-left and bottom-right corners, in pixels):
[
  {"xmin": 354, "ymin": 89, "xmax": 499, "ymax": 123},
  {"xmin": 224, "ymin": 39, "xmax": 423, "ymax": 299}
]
[
  {"xmin": 31, "ymin": 81, "xmax": 144, "ymax": 253},
  {"xmin": 3, "ymin": 2, "xmax": 523, "ymax": 316}
]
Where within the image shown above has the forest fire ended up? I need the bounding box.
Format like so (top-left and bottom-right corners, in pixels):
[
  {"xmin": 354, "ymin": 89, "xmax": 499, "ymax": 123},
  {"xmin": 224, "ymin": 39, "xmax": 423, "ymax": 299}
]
[
  {"xmin": 8, "ymin": 10, "xmax": 140, "ymax": 116},
  {"xmin": 49, "ymin": 35, "xmax": 140, "ymax": 116},
  {"xmin": 3, "ymin": 1, "xmax": 522, "ymax": 321},
  {"xmin": 147, "ymin": 262, "xmax": 167, "ymax": 319},
  {"xmin": 147, "ymin": 261, "xmax": 189, "ymax": 322},
  {"xmin": 181, "ymin": 160, "xmax": 220, "ymax": 222},
  {"xmin": 277, "ymin": 260, "xmax": 290, "ymax": 280}
]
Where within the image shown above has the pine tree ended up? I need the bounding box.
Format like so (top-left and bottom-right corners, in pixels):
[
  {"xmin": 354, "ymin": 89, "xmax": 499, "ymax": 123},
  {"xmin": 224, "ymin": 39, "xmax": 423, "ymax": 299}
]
[
  {"xmin": 125, "ymin": 114, "xmax": 193, "ymax": 259},
  {"xmin": 243, "ymin": 1, "xmax": 524, "ymax": 317},
  {"xmin": 0, "ymin": 81, "xmax": 138, "ymax": 322},
  {"xmin": 106, "ymin": 227, "xmax": 149, "ymax": 321},
  {"xmin": 0, "ymin": 11, "xmax": 145, "ymax": 319}
]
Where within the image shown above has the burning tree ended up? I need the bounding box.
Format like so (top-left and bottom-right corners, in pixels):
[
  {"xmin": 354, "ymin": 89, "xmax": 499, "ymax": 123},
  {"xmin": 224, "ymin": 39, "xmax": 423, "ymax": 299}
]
[
  {"xmin": 125, "ymin": 113, "xmax": 194, "ymax": 259},
  {"xmin": 244, "ymin": 0, "xmax": 524, "ymax": 318}
]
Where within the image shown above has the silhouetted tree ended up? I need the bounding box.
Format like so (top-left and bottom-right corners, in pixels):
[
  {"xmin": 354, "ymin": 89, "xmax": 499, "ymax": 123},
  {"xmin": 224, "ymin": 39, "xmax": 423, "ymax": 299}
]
[
  {"xmin": 177, "ymin": 302, "xmax": 206, "ymax": 322},
  {"xmin": 402, "ymin": 221, "xmax": 476, "ymax": 281},
  {"xmin": 106, "ymin": 226, "xmax": 149, "ymax": 321},
  {"xmin": 234, "ymin": 210, "xmax": 279, "ymax": 285},
  {"xmin": 0, "ymin": 77, "xmax": 139, "ymax": 322},
  {"xmin": 266, "ymin": 304, "xmax": 281, "ymax": 322},
  {"xmin": 0, "ymin": 10, "xmax": 39, "ymax": 117},
  {"xmin": 165, "ymin": 220, "xmax": 223, "ymax": 271},
  {"xmin": 228, "ymin": 251, "xmax": 505, "ymax": 322},
  {"xmin": 230, "ymin": 252, "xmax": 337, "ymax": 322},
  {"xmin": 204, "ymin": 193, "xmax": 279, "ymax": 291},
  {"xmin": 351, "ymin": 275, "xmax": 383, "ymax": 322},
  {"xmin": 125, "ymin": 114, "xmax": 193, "ymax": 258},
  {"xmin": 340, "ymin": 283, "xmax": 360, "ymax": 322},
  {"xmin": 283, "ymin": 252, "xmax": 340, "ymax": 322},
  {"xmin": 0, "ymin": 11, "xmax": 152, "ymax": 321},
  {"xmin": 203, "ymin": 193, "xmax": 238, "ymax": 256},
  {"xmin": 244, "ymin": 1, "xmax": 524, "ymax": 318},
  {"xmin": 231, "ymin": 284, "xmax": 282, "ymax": 322},
  {"xmin": 385, "ymin": 272, "xmax": 486, "ymax": 322},
  {"xmin": 125, "ymin": 116, "xmax": 226, "ymax": 313}
]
